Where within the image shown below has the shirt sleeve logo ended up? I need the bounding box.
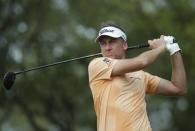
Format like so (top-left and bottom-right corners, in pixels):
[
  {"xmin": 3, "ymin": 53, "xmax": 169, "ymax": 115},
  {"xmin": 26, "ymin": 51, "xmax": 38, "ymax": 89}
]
[{"xmin": 102, "ymin": 58, "xmax": 112, "ymax": 65}]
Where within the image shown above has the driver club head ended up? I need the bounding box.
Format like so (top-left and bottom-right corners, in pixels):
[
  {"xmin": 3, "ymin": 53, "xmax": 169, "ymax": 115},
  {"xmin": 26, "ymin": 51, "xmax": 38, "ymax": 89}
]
[{"xmin": 3, "ymin": 72, "xmax": 16, "ymax": 90}]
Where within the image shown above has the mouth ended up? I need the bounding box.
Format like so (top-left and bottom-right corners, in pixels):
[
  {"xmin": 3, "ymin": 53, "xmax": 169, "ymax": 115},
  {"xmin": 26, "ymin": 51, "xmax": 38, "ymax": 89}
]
[
  {"xmin": 103, "ymin": 53, "xmax": 114, "ymax": 58},
  {"xmin": 104, "ymin": 52, "xmax": 112, "ymax": 56}
]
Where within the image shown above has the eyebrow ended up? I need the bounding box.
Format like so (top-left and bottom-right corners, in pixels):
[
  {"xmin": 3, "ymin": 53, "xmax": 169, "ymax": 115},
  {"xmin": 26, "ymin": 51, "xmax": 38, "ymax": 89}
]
[{"xmin": 99, "ymin": 36, "xmax": 118, "ymax": 42}]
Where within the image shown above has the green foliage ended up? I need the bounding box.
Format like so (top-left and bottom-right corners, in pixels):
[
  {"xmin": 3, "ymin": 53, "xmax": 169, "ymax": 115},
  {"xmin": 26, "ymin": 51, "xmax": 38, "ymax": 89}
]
[{"xmin": 0, "ymin": 0, "xmax": 195, "ymax": 131}]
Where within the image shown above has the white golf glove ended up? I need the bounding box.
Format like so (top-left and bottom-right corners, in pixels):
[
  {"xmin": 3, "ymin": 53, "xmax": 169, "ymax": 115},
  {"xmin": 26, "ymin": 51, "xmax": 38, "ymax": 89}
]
[{"xmin": 164, "ymin": 36, "xmax": 181, "ymax": 55}]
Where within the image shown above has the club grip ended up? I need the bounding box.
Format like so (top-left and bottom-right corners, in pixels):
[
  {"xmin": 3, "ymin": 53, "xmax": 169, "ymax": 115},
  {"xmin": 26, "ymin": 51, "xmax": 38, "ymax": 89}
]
[
  {"xmin": 137, "ymin": 44, "xmax": 150, "ymax": 48},
  {"xmin": 127, "ymin": 43, "xmax": 149, "ymax": 50}
]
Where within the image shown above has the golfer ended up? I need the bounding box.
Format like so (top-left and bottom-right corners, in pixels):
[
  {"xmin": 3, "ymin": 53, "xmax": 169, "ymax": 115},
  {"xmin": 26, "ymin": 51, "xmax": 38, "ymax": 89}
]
[{"xmin": 88, "ymin": 24, "xmax": 187, "ymax": 131}]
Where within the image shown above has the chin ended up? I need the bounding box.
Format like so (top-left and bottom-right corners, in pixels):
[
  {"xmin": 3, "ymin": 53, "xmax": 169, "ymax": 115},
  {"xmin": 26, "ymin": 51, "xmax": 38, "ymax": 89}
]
[
  {"xmin": 109, "ymin": 56, "xmax": 115, "ymax": 59},
  {"xmin": 103, "ymin": 55, "xmax": 122, "ymax": 59},
  {"xmin": 109, "ymin": 56, "xmax": 119, "ymax": 59},
  {"xmin": 113, "ymin": 56, "xmax": 123, "ymax": 59}
]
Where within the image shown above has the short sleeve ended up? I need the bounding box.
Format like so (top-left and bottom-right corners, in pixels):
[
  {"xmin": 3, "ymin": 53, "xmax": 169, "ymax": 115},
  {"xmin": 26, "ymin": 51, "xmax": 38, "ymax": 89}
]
[
  {"xmin": 88, "ymin": 57, "xmax": 118, "ymax": 82},
  {"xmin": 143, "ymin": 72, "xmax": 161, "ymax": 94}
]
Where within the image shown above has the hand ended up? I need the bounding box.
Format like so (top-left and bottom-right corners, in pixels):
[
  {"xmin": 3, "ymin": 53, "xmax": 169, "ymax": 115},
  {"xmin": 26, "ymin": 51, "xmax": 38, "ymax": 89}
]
[
  {"xmin": 148, "ymin": 35, "xmax": 166, "ymax": 50},
  {"xmin": 164, "ymin": 36, "xmax": 181, "ymax": 55},
  {"xmin": 164, "ymin": 36, "xmax": 175, "ymax": 44}
]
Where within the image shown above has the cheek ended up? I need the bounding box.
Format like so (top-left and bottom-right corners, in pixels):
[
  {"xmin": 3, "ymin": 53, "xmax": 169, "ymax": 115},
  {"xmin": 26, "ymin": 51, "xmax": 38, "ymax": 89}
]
[
  {"xmin": 115, "ymin": 45, "xmax": 124, "ymax": 52},
  {"xmin": 101, "ymin": 47, "xmax": 106, "ymax": 52},
  {"xmin": 115, "ymin": 46, "xmax": 126, "ymax": 55},
  {"xmin": 100, "ymin": 46, "xmax": 104, "ymax": 51}
]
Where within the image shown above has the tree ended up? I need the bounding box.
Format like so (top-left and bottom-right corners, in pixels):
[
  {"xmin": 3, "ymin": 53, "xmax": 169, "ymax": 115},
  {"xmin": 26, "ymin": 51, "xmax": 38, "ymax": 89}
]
[{"xmin": 1, "ymin": 0, "xmax": 195, "ymax": 131}]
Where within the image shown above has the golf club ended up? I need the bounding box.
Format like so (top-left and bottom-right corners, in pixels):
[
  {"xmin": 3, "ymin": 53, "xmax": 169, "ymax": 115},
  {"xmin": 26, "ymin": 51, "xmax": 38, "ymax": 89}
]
[{"xmin": 3, "ymin": 43, "xmax": 149, "ymax": 90}]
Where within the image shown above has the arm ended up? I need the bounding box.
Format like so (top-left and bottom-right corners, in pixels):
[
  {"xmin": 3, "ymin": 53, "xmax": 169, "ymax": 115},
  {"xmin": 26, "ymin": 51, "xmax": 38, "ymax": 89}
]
[
  {"xmin": 157, "ymin": 52, "xmax": 187, "ymax": 95},
  {"xmin": 112, "ymin": 36, "xmax": 166, "ymax": 76}
]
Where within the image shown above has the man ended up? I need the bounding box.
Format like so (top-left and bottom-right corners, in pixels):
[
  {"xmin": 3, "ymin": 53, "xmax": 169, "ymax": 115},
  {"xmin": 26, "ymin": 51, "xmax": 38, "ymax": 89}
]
[{"xmin": 88, "ymin": 24, "xmax": 187, "ymax": 131}]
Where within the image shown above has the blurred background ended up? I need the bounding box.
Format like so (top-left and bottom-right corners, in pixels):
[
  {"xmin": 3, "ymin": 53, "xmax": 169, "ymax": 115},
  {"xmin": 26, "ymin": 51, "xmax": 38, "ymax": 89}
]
[{"xmin": 0, "ymin": 0, "xmax": 195, "ymax": 131}]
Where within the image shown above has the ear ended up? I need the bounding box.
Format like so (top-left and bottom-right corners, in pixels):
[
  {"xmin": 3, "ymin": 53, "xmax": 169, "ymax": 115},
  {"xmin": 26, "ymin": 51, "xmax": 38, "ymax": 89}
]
[{"xmin": 123, "ymin": 42, "xmax": 128, "ymax": 50}]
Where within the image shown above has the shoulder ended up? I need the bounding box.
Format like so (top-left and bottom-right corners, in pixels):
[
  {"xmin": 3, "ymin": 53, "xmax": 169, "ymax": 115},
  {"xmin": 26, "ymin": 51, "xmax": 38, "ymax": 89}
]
[
  {"xmin": 89, "ymin": 57, "xmax": 104, "ymax": 66},
  {"xmin": 88, "ymin": 57, "xmax": 118, "ymax": 82},
  {"xmin": 88, "ymin": 57, "xmax": 114, "ymax": 69},
  {"xmin": 88, "ymin": 57, "xmax": 103, "ymax": 70}
]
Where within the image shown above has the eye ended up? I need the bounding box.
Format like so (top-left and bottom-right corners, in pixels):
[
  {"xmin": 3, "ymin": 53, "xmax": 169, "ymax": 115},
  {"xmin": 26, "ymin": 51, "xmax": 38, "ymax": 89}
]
[
  {"xmin": 110, "ymin": 39, "xmax": 115, "ymax": 43},
  {"xmin": 99, "ymin": 41, "xmax": 106, "ymax": 46},
  {"xmin": 110, "ymin": 38, "xmax": 117, "ymax": 43}
]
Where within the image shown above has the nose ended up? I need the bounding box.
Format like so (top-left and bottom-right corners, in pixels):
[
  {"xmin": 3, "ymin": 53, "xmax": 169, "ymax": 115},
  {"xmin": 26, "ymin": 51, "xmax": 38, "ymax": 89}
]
[{"xmin": 105, "ymin": 43, "xmax": 112, "ymax": 50}]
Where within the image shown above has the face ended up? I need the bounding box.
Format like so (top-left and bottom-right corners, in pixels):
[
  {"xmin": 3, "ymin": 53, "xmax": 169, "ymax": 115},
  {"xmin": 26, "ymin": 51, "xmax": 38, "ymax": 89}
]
[{"xmin": 98, "ymin": 36, "xmax": 128, "ymax": 59}]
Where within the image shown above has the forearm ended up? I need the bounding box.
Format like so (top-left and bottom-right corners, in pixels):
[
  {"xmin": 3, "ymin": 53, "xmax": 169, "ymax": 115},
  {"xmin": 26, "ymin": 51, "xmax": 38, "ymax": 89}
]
[
  {"xmin": 112, "ymin": 36, "xmax": 166, "ymax": 76},
  {"xmin": 138, "ymin": 46, "xmax": 165, "ymax": 67},
  {"xmin": 171, "ymin": 52, "xmax": 187, "ymax": 92},
  {"xmin": 111, "ymin": 47, "xmax": 165, "ymax": 76}
]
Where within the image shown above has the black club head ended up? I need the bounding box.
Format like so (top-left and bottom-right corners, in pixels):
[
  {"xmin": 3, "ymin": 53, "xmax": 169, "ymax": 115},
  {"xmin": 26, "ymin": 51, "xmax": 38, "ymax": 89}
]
[{"xmin": 3, "ymin": 72, "xmax": 16, "ymax": 90}]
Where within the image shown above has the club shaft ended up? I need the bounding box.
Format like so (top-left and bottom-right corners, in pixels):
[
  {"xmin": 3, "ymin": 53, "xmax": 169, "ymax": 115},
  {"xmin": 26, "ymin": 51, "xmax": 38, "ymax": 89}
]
[
  {"xmin": 15, "ymin": 43, "xmax": 149, "ymax": 75},
  {"xmin": 15, "ymin": 53, "xmax": 102, "ymax": 75}
]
